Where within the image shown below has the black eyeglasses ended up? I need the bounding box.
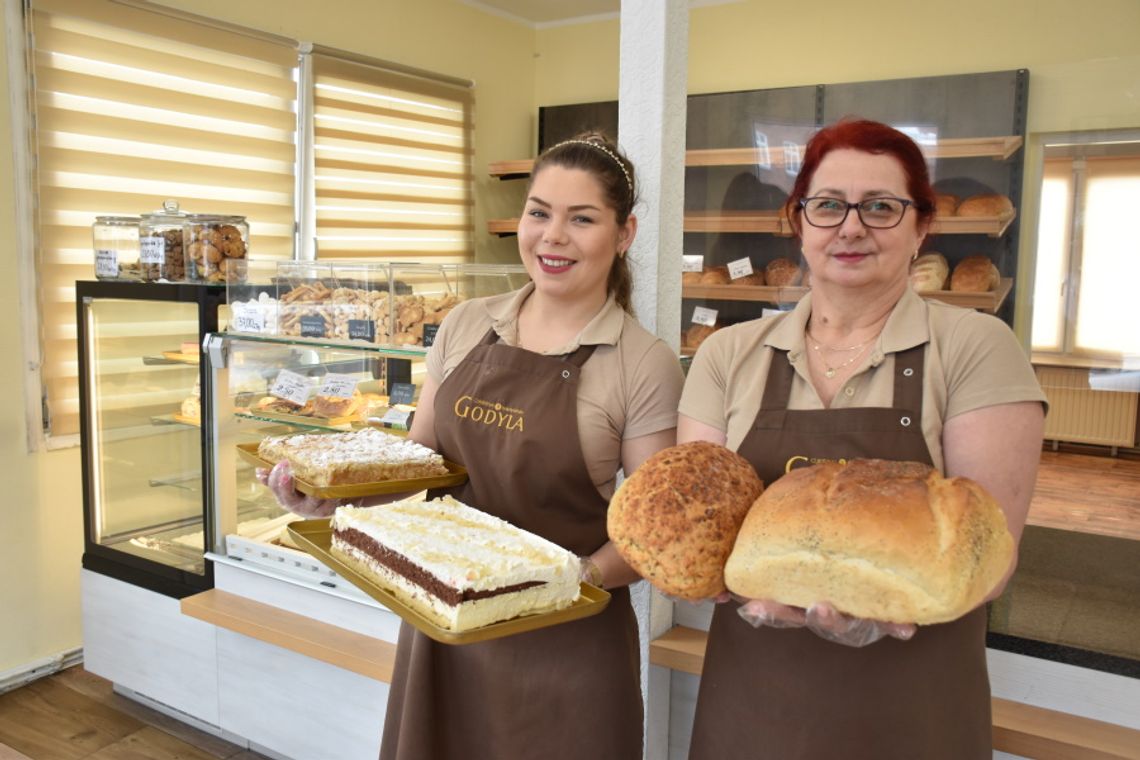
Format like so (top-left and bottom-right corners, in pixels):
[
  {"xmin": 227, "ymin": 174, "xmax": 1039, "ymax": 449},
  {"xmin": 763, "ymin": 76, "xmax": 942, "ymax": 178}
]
[{"xmin": 799, "ymin": 196, "xmax": 915, "ymax": 229}]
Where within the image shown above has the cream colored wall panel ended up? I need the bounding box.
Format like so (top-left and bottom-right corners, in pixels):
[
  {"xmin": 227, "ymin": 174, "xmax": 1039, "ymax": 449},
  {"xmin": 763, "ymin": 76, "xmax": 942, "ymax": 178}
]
[
  {"xmin": 80, "ymin": 570, "xmax": 220, "ymax": 724},
  {"xmin": 217, "ymin": 627, "xmax": 387, "ymax": 760}
]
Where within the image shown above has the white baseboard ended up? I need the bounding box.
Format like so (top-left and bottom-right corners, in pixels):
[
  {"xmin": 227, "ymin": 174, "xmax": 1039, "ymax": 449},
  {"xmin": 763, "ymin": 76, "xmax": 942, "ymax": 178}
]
[
  {"xmin": 0, "ymin": 648, "xmax": 85, "ymax": 695},
  {"xmin": 113, "ymin": 684, "xmax": 251, "ymax": 749}
]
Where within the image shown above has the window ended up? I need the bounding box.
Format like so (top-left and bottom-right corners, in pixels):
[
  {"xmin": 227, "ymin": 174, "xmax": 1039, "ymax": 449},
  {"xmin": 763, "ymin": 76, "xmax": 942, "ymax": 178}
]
[
  {"xmin": 1031, "ymin": 135, "xmax": 1140, "ymax": 362},
  {"xmin": 23, "ymin": 1, "xmax": 474, "ymax": 444}
]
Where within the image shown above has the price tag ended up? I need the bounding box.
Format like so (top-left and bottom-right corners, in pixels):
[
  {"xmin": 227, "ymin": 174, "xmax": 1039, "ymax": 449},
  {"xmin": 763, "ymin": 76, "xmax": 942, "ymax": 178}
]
[
  {"xmin": 95, "ymin": 249, "xmax": 118, "ymax": 278},
  {"xmin": 319, "ymin": 373, "xmax": 357, "ymax": 399},
  {"xmin": 378, "ymin": 407, "xmax": 412, "ymax": 429},
  {"xmin": 139, "ymin": 236, "xmax": 164, "ymax": 265},
  {"xmin": 682, "ymin": 254, "xmax": 705, "ymax": 273},
  {"xmin": 422, "ymin": 323, "xmax": 440, "ymax": 348},
  {"xmin": 300, "ymin": 314, "xmax": 327, "ymax": 338},
  {"xmin": 691, "ymin": 306, "xmax": 718, "ymax": 326},
  {"xmin": 728, "ymin": 257, "xmax": 755, "ymax": 279},
  {"xmin": 230, "ymin": 302, "xmax": 266, "ymax": 333},
  {"xmin": 389, "ymin": 382, "xmax": 416, "ymax": 406},
  {"xmin": 348, "ymin": 319, "xmax": 376, "ymax": 341},
  {"xmin": 269, "ymin": 369, "xmax": 311, "ymax": 406}
]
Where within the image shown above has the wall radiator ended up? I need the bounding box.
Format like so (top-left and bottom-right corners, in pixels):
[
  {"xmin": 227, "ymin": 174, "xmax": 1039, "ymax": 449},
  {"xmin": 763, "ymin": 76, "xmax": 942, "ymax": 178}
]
[{"xmin": 1035, "ymin": 366, "xmax": 1139, "ymax": 448}]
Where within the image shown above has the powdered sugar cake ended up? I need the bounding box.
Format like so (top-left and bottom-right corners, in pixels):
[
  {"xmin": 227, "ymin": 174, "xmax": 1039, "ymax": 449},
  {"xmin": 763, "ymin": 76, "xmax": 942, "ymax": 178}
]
[
  {"xmin": 330, "ymin": 497, "xmax": 581, "ymax": 632},
  {"xmin": 257, "ymin": 428, "xmax": 447, "ymax": 486}
]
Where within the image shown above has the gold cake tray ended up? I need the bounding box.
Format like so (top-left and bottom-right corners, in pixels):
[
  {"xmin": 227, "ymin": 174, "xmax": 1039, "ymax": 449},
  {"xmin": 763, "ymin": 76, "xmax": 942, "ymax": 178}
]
[
  {"xmin": 236, "ymin": 442, "xmax": 467, "ymax": 499},
  {"xmin": 288, "ymin": 519, "xmax": 611, "ymax": 645}
]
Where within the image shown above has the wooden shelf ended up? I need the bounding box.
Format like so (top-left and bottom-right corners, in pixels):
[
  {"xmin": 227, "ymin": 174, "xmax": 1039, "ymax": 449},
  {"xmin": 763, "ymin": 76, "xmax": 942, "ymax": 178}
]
[
  {"xmin": 488, "ymin": 136, "xmax": 1024, "ymax": 179},
  {"xmin": 683, "ymin": 284, "xmax": 807, "ymax": 304},
  {"xmin": 650, "ymin": 625, "xmax": 1140, "ymax": 760},
  {"xmin": 929, "ymin": 210, "xmax": 1017, "ymax": 238},
  {"xmin": 182, "ymin": 589, "xmax": 397, "ymax": 682},
  {"xmin": 682, "ymin": 278, "xmax": 1012, "ymax": 315}
]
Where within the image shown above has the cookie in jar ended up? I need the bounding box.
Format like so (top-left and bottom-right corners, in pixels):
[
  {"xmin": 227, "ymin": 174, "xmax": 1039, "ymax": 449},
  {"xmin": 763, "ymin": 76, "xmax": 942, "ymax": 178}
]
[
  {"xmin": 139, "ymin": 199, "xmax": 188, "ymax": 281},
  {"xmin": 184, "ymin": 214, "xmax": 248, "ymax": 283}
]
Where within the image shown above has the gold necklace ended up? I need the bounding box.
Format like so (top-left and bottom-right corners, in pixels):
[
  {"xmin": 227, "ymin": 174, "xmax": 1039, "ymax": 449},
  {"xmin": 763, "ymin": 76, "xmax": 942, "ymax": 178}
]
[{"xmin": 806, "ymin": 330, "xmax": 870, "ymax": 354}]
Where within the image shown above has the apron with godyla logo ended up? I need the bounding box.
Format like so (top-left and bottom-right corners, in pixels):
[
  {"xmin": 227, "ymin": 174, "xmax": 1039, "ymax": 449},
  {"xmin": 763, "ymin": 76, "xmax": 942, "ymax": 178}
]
[
  {"xmin": 380, "ymin": 328, "xmax": 642, "ymax": 760},
  {"xmin": 688, "ymin": 344, "xmax": 991, "ymax": 760}
]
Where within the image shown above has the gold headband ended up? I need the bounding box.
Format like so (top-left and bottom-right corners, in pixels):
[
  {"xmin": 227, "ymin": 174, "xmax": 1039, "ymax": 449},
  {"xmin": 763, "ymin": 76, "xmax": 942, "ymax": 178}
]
[{"xmin": 547, "ymin": 139, "xmax": 633, "ymax": 199}]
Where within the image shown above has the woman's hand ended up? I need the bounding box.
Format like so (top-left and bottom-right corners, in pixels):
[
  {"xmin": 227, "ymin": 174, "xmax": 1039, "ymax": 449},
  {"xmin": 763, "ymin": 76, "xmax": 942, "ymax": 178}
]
[
  {"xmin": 738, "ymin": 599, "xmax": 915, "ymax": 647},
  {"xmin": 254, "ymin": 461, "xmax": 340, "ymax": 518}
]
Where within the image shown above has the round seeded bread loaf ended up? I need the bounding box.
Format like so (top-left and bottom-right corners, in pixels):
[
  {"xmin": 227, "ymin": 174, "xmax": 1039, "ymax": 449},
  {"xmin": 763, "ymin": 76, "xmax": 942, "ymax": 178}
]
[
  {"xmin": 608, "ymin": 442, "xmax": 764, "ymax": 600},
  {"xmin": 724, "ymin": 459, "xmax": 1013, "ymax": 624}
]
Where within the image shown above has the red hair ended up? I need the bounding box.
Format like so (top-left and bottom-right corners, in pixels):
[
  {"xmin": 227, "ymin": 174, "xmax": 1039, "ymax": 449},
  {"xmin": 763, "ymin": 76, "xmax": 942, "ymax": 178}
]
[{"xmin": 785, "ymin": 119, "xmax": 935, "ymax": 238}]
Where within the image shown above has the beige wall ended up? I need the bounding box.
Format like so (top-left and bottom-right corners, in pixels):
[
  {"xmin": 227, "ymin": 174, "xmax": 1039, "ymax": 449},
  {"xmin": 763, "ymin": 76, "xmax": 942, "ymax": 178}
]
[{"xmin": 0, "ymin": 0, "xmax": 533, "ymax": 673}]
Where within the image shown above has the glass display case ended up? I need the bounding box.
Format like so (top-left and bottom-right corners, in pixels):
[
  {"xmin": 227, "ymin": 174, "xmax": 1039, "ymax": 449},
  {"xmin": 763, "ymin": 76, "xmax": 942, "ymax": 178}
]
[{"xmin": 77, "ymin": 280, "xmax": 227, "ymax": 597}]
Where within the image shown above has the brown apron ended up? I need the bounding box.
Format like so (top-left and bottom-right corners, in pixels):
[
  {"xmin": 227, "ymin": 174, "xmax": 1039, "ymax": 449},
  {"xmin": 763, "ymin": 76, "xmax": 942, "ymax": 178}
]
[
  {"xmin": 380, "ymin": 328, "xmax": 642, "ymax": 760},
  {"xmin": 689, "ymin": 344, "xmax": 992, "ymax": 760}
]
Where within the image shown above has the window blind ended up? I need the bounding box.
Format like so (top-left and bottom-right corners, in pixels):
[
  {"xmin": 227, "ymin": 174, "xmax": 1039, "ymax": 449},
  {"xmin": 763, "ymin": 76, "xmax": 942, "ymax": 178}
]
[
  {"xmin": 30, "ymin": 0, "xmax": 298, "ymax": 437},
  {"xmin": 310, "ymin": 52, "xmax": 473, "ymax": 261}
]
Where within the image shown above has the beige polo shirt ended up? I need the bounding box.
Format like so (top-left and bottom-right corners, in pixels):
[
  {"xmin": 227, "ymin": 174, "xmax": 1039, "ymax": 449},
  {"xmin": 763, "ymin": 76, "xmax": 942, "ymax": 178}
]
[
  {"xmin": 427, "ymin": 283, "xmax": 685, "ymax": 498},
  {"xmin": 679, "ymin": 287, "xmax": 1046, "ymax": 473}
]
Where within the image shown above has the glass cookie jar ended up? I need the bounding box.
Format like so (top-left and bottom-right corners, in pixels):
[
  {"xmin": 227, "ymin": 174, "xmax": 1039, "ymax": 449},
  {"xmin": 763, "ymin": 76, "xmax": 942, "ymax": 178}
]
[
  {"xmin": 184, "ymin": 214, "xmax": 248, "ymax": 284},
  {"xmin": 92, "ymin": 216, "xmax": 141, "ymax": 280},
  {"xmin": 138, "ymin": 199, "xmax": 189, "ymax": 281}
]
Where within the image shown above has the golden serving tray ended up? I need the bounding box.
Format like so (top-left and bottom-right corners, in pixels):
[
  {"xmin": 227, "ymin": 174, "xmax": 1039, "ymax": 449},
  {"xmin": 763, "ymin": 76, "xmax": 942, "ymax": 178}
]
[
  {"xmin": 236, "ymin": 442, "xmax": 467, "ymax": 499},
  {"xmin": 287, "ymin": 518, "xmax": 610, "ymax": 645}
]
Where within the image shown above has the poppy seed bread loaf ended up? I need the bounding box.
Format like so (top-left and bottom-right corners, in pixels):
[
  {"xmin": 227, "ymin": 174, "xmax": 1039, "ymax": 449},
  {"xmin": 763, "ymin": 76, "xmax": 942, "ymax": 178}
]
[
  {"xmin": 724, "ymin": 459, "xmax": 1013, "ymax": 624},
  {"xmin": 608, "ymin": 442, "xmax": 764, "ymax": 600}
]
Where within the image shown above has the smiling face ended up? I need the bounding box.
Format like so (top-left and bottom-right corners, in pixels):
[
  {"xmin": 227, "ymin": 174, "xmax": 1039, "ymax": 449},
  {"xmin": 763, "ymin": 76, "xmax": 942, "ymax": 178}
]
[
  {"xmin": 517, "ymin": 164, "xmax": 636, "ymax": 306},
  {"xmin": 800, "ymin": 148, "xmax": 929, "ymax": 293}
]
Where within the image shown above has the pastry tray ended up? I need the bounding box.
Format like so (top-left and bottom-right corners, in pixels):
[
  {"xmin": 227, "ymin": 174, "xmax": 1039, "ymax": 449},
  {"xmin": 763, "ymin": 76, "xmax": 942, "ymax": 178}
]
[
  {"xmin": 236, "ymin": 442, "xmax": 467, "ymax": 498},
  {"xmin": 287, "ymin": 518, "xmax": 610, "ymax": 645}
]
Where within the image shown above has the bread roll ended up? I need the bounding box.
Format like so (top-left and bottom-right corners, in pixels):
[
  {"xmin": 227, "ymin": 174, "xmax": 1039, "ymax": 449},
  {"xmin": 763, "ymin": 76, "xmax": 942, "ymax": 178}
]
[
  {"xmin": 909, "ymin": 252, "xmax": 949, "ymax": 293},
  {"xmin": 608, "ymin": 442, "xmax": 764, "ymax": 600},
  {"xmin": 724, "ymin": 459, "xmax": 1013, "ymax": 624},
  {"xmin": 682, "ymin": 271, "xmax": 703, "ymax": 285},
  {"xmin": 765, "ymin": 257, "xmax": 803, "ymax": 287},
  {"xmin": 684, "ymin": 323, "xmax": 717, "ymax": 350},
  {"xmin": 699, "ymin": 266, "xmax": 731, "ymax": 285},
  {"xmin": 955, "ymin": 194, "xmax": 1013, "ymax": 217},
  {"xmin": 732, "ymin": 271, "xmax": 766, "ymax": 286},
  {"xmin": 311, "ymin": 391, "xmax": 362, "ymax": 419},
  {"xmin": 950, "ymin": 255, "xmax": 1000, "ymax": 292},
  {"xmin": 934, "ymin": 193, "xmax": 959, "ymax": 217}
]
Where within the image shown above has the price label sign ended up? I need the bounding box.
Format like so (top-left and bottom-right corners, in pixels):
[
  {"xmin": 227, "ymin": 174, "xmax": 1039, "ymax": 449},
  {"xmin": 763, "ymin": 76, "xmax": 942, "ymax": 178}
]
[
  {"xmin": 682, "ymin": 254, "xmax": 705, "ymax": 273},
  {"xmin": 139, "ymin": 236, "xmax": 164, "ymax": 265},
  {"xmin": 389, "ymin": 382, "xmax": 416, "ymax": 406},
  {"xmin": 348, "ymin": 319, "xmax": 376, "ymax": 341},
  {"xmin": 230, "ymin": 302, "xmax": 266, "ymax": 334},
  {"xmin": 95, "ymin": 249, "xmax": 118, "ymax": 278},
  {"xmin": 378, "ymin": 407, "xmax": 412, "ymax": 429},
  {"xmin": 691, "ymin": 306, "xmax": 718, "ymax": 326},
  {"xmin": 300, "ymin": 314, "xmax": 327, "ymax": 338},
  {"xmin": 269, "ymin": 369, "xmax": 311, "ymax": 406},
  {"xmin": 422, "ymin": 323, "xmax": 440, "ymax": 348},
  {"xmin": 319, "ymin": 373, "xmax": 357, "ymax": 399},
  {"xmin": 728, "ymin": 257, "xmax": 755, "ymax": 280}
]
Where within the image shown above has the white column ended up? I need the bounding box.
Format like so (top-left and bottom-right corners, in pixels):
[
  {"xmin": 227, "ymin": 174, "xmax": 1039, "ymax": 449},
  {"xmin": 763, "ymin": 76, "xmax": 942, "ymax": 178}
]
[{"xmin": 617, "ymin": 2, "xmax": 687, "ymax": 758}]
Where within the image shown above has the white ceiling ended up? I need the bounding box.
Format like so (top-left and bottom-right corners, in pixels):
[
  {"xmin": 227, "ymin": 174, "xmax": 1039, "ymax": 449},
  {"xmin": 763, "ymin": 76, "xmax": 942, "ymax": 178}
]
[{"xmin": 460, "ymin": 0, "xmax": 741, "ymax": 28}]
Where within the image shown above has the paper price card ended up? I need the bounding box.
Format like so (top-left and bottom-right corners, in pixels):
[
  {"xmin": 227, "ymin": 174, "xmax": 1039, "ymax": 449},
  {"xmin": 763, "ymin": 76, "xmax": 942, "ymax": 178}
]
[
  {"xmin": 269, "ymin": 369, "xmax": 311, "ymax": 406},
  {"xmin": 139, "ymin": 236, "xmax": 164, "ymax": 264},
  {"xmin": 728, "ymin": 257, "xmax": 755, "ymax": 279},
  {"xmin": 318, "ymin": 373, "xmax": 357, "ymax": 399},
  {"xmin": 692, "ymin": 306, "xmax": 718, "ymax": 326},
  {"xmin": 682, "ymin": 254, "xmax": 705, "ymax": 273},
  {"xmin": 95, "ymin": 250, "xmax": 118, "ymax": 278},
  {"xmin": 230, "ymin": 302, "xmax": 266, "ymax": 334}
]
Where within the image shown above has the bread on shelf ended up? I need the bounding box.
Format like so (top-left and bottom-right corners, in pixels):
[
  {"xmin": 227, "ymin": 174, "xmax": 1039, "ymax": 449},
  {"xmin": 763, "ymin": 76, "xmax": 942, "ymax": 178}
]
[
  {"xmin": 765, "ymin": 257, "xmax": 803, "ymax": 287},
  {"xmin": 950, "ymin": 255, "xmax": 1000, "ymax": 292},
  {"xmin": 682, "ymin": 271, "xmax": 703, "ymax": 285},
  {"xmin": 934, "ymin": 193, "xmax": 959, "ymax": 217},
  {"xmin": 731, "ymin": 271, "xmax": 766, "ymax": 286},
  {"xmin": 910, "ymin": 252, "xmax": 949, "ymax": 293},
  {"xmin": 683, "ymin": 323, "xmax": 718, "ymax": 350},
  {"xmin": 955, "ymin": 193, "xmax": 1013, "ymax": 217},
  {"xmin": 699, "ymin": 266, "xmax": 731, "ymax": 285}
]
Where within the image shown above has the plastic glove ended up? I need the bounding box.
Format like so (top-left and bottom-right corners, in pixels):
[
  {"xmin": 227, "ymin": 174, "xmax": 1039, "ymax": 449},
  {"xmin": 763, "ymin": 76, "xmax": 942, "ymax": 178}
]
[
  {"xmin": 738, "ymin": 599, "xmax": 916, "ymax": 647},
  {"xmin": 254, "ymin": 460, "xmax": 340, "ymax": 518}
]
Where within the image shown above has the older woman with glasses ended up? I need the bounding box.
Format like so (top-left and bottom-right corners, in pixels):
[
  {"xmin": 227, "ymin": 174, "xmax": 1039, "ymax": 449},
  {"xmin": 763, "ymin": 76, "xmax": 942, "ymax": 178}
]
[{"xmin": 678, "ymin": 118, "xmax": 1046, "ymax": 759}]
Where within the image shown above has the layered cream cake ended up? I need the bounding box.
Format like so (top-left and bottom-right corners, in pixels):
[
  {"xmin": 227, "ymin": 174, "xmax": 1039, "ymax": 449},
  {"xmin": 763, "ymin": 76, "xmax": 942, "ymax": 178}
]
[
  {"xmin": 330, "ymin": 497, "xmax": 581, "ymax": 632},
  {"xmin": 257, "ymin": 428, "xmax": 447, "ymax": 486}
]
